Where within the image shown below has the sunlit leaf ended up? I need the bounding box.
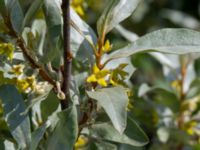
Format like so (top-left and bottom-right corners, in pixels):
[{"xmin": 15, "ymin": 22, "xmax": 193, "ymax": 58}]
[
  {"xmin": 108, "ymin": 28, "xmax": 200, "ymax": 60},
  {"xmin": 97, "ymin": 0, "xmax": 140, "ymax": 36},
  {"xmin": 87, "ymin": 86, "xmax": 129, "ymax": 133}
]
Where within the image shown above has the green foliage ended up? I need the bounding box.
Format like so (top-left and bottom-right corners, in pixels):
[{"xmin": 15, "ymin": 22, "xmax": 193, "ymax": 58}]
[{"xmin": 0, "ymin": 0, "xmax": 200, "ymax": 149}]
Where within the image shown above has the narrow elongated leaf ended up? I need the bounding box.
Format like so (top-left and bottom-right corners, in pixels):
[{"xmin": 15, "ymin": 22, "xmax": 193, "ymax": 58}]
[
  {"xmin": 108, "ymin": 28, "xmax": 200, "ymax": 60},
  {"xmin": 90, "ymin": 118, "xmax": 148, "ymax": 147},
  {"xmin": 97, "ymin": 0, "xmax": 140, "ymax": 36},
  {"xmin": 47, "ymin": 106, "xmax": 78, "ymax": 150},
  {"xmin": 87, "ymin": 86, "xmax": 129, "ymax": 134},
  {"xmin": 6, "ymin": 0, "xmax": 24, "ymax": 33},
  {"xmin": 42, "ymin": 0, "xmax": 62, "ymax": 62},
  {"xmin": 22, "ymin": 0, "xmax": 44, "ymax": 28},
  {"xmin": 0, "ymin": 85, "xmax": 31, "ymax": 149}
]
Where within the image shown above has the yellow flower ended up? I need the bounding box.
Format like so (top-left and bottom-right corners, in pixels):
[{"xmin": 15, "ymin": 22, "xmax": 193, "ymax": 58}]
[
  {"xmin": 10, "ymin": 64, "xmax": 24, "ymax": 75},
  {"xmin": 16, "ymin": 79, "xmax": 30, "ymax": 92},
  {"xmin": 15, "ymin": 76, "xmax": 36, "ymax": 93},
  {"xmin": 87, "ymin": 64, "xmax": 109, "ymax": 87},
  {"xmin": 183, "ymin": 121, "xmax": 198, "ymax": 135},
  {"xmin": 74, "ymin": 135, "xmax": 88, "ymax": 149},
  {"xmin": 0, "ymin": 43, "xmax": 14, "ymax": 60},
  {"xmin": 71, "ymin": 0, "xmax": 85, "ymax": 17},
  {"xmin": 102, "ymin": 39, "xmax": 112, "ymax": 53}
]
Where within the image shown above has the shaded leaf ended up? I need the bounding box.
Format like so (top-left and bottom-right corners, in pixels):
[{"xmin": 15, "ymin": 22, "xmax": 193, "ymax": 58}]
[
  {"xmin": 30, "ymin": 122, "xmax": 50, "ymax": 150},
  {"xmin": 0, "ymin": 0, "xmax": 7, "ymax": 17},
  {"xmin": 42, "ymin": 0, "xmax": 62, "ymax": 62},
  {"xmin": 6, "ymin": 0, "xmax": 24, "ymax": 33},
  {"xmin": 47, "ymin": 105, "xmax": 78, "ymax": 150},
  {"xmin": 0, "ymin": 85, "xmax": 31, "ymax": 149}
]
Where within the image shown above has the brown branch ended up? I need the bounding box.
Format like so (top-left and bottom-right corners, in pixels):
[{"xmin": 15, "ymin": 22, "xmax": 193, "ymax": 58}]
[
  {"xmin": 61, "ymin": 0, "xmax": 72, "ymax": 110},
  {"xmin": 17, "ymin": 38, "xmax": 56, "ymax": 87},
  {"xmin": 4, "ymin": 17, "xmax": 56, "ymax": 88}
]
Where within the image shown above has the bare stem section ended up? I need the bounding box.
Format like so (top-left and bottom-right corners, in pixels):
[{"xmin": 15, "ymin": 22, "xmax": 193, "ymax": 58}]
[{"xmin": 61, "ymin": 0, "xmax": 72, "ymax": 110}]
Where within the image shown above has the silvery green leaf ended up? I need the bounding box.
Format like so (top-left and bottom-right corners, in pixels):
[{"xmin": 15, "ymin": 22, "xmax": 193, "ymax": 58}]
[
  {"xmin": 97, "ymin": 0, "xmax": 141, "ymax": 36},
  {"xmin": 87, "ymin": 86, "xmax": 129, "ymax": 134},
  {"xmin": 42, "ymin": 0, "xmax": 62, "ymax": 62},
  {"xmin": 30, "ymin": 121, "xmax": 50, "ymax": 150},
  {"xmin": 70, "ymin": 8, "xmax": 97, "ymax": 63},
  {"xmin": 184, "ymin": 63, "xmax": 196, "ymax": 93},
  {"xmin": 0, "ymin": 85, "xmax": 31, "ymax": 149},
  {"xmin": 108, "ymin": 28, "xmax": 200, "ymax": 60},
  {"xmin": 94, "ymin": 141, "xmax": 117, "ymax": 150},
  {"xmin": 22, "ymin": 0, "xmax": 44, "ymax": 28}
]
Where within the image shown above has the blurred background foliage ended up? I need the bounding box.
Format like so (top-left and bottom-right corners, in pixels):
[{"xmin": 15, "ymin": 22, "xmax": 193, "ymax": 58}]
[{"xmin": 82, "ymin": 0, "xmax": 200, "ymax": 149}]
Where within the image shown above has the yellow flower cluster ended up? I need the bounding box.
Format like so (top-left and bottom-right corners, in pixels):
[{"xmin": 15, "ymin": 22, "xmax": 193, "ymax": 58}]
[
  {"xmin": 8, "ymin": 64, "xmax": 49, "ymax": 94},
  {"xmin": 87, "ymin": 63, "xmax": 129, "ymax": 87},
  {"xmin": 0, "ymin": 43, "xmax": 14, "ymax": 60},
  {"xmin": 87, "ymin": 64, "xmax": 109, "ymax": 87},
  {"xmin": 71, "ymin": 0, "xmax": 85, "ymax": 17}
]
